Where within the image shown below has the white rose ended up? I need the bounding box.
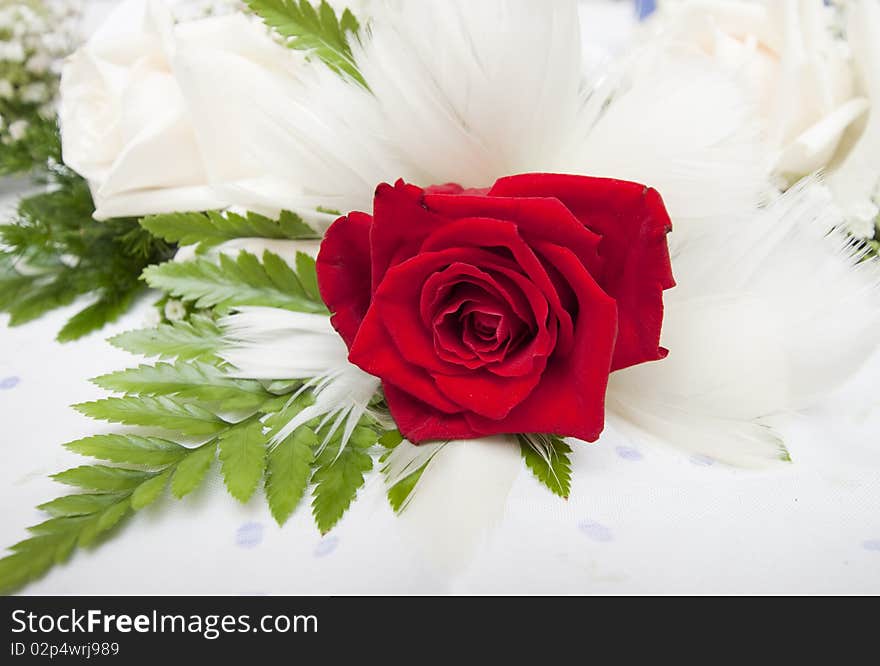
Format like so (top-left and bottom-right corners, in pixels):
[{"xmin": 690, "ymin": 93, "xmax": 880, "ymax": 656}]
[
  {"xmin": 59, "ymin": 0, "xmax": 303, "ymax": 220},
  {"xmin": 827, "ymin": 0, "xmax": 880, "ymax": 229},
  {"xmin": 652, "ymin": 0, "xmax": 869, "ymax": 183}
]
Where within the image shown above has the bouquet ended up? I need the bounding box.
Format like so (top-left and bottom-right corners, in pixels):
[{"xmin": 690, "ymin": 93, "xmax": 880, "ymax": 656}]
[{"xmin": 1, "ymin": 0, "xmax": 879, "ymax": 594}]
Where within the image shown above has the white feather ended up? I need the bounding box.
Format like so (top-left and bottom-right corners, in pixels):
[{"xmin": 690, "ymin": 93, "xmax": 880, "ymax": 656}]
[
  {"xmin": 389, "ymin": 436, "xmax": 522, "ymax": 575},
  {"xmin": 608, "ymin": 180, "xmax": 880, "ymax": 466},
  {"xmin": 174, "ymin": 238, "xmax": 320, "ymax": 264},
  {"xmin": 214, "ymin": 0, "xmax": 880, "ymax": 473},
  {"xmin": 565, "ymin": 47, "xmax": 769, "ymax": 254},
  {"xmin": 381, "ymin": 439, "xmax": 448, "ymax": 514},
  {"xmin": 220, "ymin": 307, "xmax": 381, "ymax": 451}
]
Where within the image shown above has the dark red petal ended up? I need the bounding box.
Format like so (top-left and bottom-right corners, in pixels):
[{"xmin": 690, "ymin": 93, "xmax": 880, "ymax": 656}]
[
  {"xmin": 423, "ymin": 192, "xmax": 603, "ymax": 279},
  {"xmin": 465, "ymin": 244, "xmax": 618, "ymax": 442},
  {"xmin": 421, "ymin": 262, "xmax": 534, "ymax": 332},
  {"xmin": 370, "ymin": 180, "xmax": 446, "ymax": 291},
  {"xmin": 419, "ymin": 217, "xmax": 575, "ymax": 354},
  {"xmin": 316, "ymin": 211, "xmax": 373, "ymax": 348},
  {"xmin": 367, "ymin": 248, "xmax": 540, "ymax": 376},
  {"xmin": 488, "ymin": 173, "xmax": 675, "ymax": 371},
  {"xmin": 383, "ymin": 383, "xmax": 478, "ymax": 443},
  {"xmin": 433, "ymin": 367, "xmax": 544, "ymax": 420},
  {"xmin": 349, "ymin": 305, "xmax": 463, "ymax": 414}
]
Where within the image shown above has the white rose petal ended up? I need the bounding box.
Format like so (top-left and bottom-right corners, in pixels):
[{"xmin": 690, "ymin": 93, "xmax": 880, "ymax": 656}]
[
  {"xmin": 653, "ymin": 0, "xmax": 868, "ymax": 182},
  {"xmin": 60, "ymin": 0, "xmax": 304, "ymax": 220}
]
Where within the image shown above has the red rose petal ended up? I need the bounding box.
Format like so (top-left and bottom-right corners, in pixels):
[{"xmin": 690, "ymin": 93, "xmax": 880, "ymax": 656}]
[
  {"xmin": 488, "ymin": 173, "xmax": 675, "ymax": 371},
  {"xmin": 316, "ymin": 211, "xmax": 373, "ymax": 348},
  {"xmin": 382, "ymin": 383, "xmax": 476, "ymax": 442},
  {"xmin": 465, "ymin": 244, "xmax": 618, "ymax": 442}
]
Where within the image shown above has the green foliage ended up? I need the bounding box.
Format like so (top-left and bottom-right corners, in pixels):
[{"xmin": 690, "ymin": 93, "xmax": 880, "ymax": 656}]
[
  {"xmin": 65, "ymin": 434, "xmax": 188, "ymax": 467},
  {"xmin": 92, "ymin": 361, "xmax": 272, "ymax": 412},
  {"xmin": 0, "ymin": 116, "xmax": 61, "ymax": 177},
  {"xmin": 519, "ymin": 434, "xmax": 573, "ymax": 499},
  {"xmin": 386, "ymin": 466, "xmax": 425, "ymax": 514},
  {"xmin": 218, "ymin": 419, "xmax": 267, "ymax": 502},
  {"xmin": 140, "ymin": 209, "xmax": 317, "ymax": 253},
  {"xmin": 108, "ymin": 316, "xmax": 223, "ymax": 363},
  {"xmin": 311, "ymin": 426, "xmax": 377, "ymax": 534},
  {"xmin": 379, "ymin": 435, "xmax": 444, "ymax": 514},
  {"xmin": 266, "ymin": 426, "xmax": 317, "ymax": 525},
  {"xmin": 1, "ymin": 349, "xmax": 384, "ymax": 592},
  {"xmin": 246, "ymin": 0, "xmax": 367, "ymax": 87},
  {"xmin": 142, "ymin": 250, "xmax": 328, "ymax": 314},
  {"xmin": 0, "ymin": 166, "xmax": 174, "ymax": 340},
  {"xmin": 74, "ymin": 396, "xmax": 229, "ymax": 437},
  {"xmin": 0, "ymin": 440, "xmax": 216, "ymax": 595}
]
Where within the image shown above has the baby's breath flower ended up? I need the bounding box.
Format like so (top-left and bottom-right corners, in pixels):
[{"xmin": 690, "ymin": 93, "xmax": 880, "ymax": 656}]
[
  {"xmin": 163, "ymin": 300, "xmax": 187, "ymax": 322},
  {"xmin": 8, "ymin": 119, "xmax": 29, "ymax": 142}
]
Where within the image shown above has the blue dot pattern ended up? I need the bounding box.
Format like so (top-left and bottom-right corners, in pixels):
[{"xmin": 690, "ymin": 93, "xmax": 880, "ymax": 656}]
[
  {"xmin": 616, "ymin": 446, "xmax": 643, "ymax": 461},
  {"xmin": 235, "ymin": 522, "xmax": 263, "ymax": 548},
  {"xmin": 0, "ymin": 376, "xmax": 20, "ymax": 390},
  {"xmin": 314, "ymin": 536, "xmax": 339, "ymax": 558},
  {"xmin": 635, "ymin": 0, "xmax": 657, "ymax": 21},
  {"xmin": 579, "ymin": 520, "xmax": 614, "ymax": 543}
]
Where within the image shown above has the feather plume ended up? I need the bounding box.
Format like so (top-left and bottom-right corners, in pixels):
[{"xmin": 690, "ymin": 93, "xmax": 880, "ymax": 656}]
[
  {"xmin": 220, "ymin": 307, "xmax": 380, "ymax": 451},
  {"xmin": 608, "ymin": 180, "xmax": 880, "ymax": 466},
  {"xmin": 387, "ymin": 436, "xmax": 522, "ymax": 574},
  {"xmin": 222, "ymin": 0, "xmax": 880, "ymax": 472}
]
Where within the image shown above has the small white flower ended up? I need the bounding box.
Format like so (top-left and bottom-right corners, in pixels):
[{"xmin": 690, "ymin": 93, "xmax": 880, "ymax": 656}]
[
  {"xmin": 26, "ymin": 53, "xmax": 52, "ymax": 75},
  {"xmin": 0, "ymin": 41, "xmax": 26, "ymax": 63},
  {"xmin": 20, "ymin": 82, "xmax": 49, "ymax": 104},
  {"xmin": 0, "ymin": 114, "xmax": 5, "ymax": 131},
  {"xmin": 39, "ymin": 102, "xmax": 57, "ymax": 119},
  {"xmin": 8, "ymin": 119, "xmax": 29, "ymax": 142},
  {"xmin": 0, "ymin": 79, "xmax": 13, "ymax": 99},
  {"xmin": 164, "ymin": 300, "xmax": 187, "ymax": 322}
]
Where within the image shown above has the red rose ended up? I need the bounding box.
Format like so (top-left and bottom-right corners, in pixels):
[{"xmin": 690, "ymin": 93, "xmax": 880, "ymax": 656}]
[{"xmin": 317, "ymin": 174, "xmax": 674, "ymax": 443}]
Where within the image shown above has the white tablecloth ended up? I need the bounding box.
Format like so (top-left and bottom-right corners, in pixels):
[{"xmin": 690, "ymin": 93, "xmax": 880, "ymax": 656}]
[
  {"xmin": 2, "ymin": 258, "xmax": 880, "ymax": 594},
  {"xmin": 2, "ymin": 0, "xmax": 880, "ymax": 596}
]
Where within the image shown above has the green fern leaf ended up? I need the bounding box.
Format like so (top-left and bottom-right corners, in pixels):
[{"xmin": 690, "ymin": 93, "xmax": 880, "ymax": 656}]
[
  {"xmin": 131, "ymin": 469, "xmax": 173, "ymax": 510},
  {"xmin": 295, "ymin": 252, "xmax": 321, "ymax": 301},
  {"xmin": 0, "ymin": 442, "xmax": 218, "ymax": 594},
  {"xmin": 246, "ymin": 0, "xmax": 366, "ymax": 87},
  {"xmin": 64, "ymin": 434, "xmax": 187, "ymax": 467},
  {"xmin": 142, "ymin": 251, "xmax": 328, "ymax": 314},
  {"xmin": 92, "ymin": 362, "xmax": 273, "ymax": 412},
  {"xmin": 74, "ymin": 396, "xmax": 228, "ymax": 436},
  {"xmin": 218, "ymin": 420, "xmax": 267, "ymax": 503},
  {"xmin": 38, "ymin": 493, "xmax": 129, "ymax": 518},
  {"xmin": 56, "ymin": 291, "xmax": 140, "ymax": 343},
  {"xmin": 170, "ymin": 443, "xmax": 217, "ymax": 499},
  {"xmin": 266, "ymin": 426, "xmax": 316, "ymax": 525},
  {"xmin": 108, "ymin": 316, "xmax": 223, "ymax": 363},
  {"xmin": 519, "ymin": 434, "xmax": 573, "ymax": 499},
  {"xmin": 52, "ymin": 466, "xmax": 158, "ymax": 492},
  {"xmin": 311, "ymin": 426, "xmax": 376, "ymax": 534},
  {"xmin": 141, "ymin": 210, "xmax": 318, "ymax": 250}
]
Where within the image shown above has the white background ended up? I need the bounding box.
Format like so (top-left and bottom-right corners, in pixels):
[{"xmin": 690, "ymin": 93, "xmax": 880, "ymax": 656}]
[{"xmin": 1, "ymin": 0, "xmax": 879, "ymax": 595}]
